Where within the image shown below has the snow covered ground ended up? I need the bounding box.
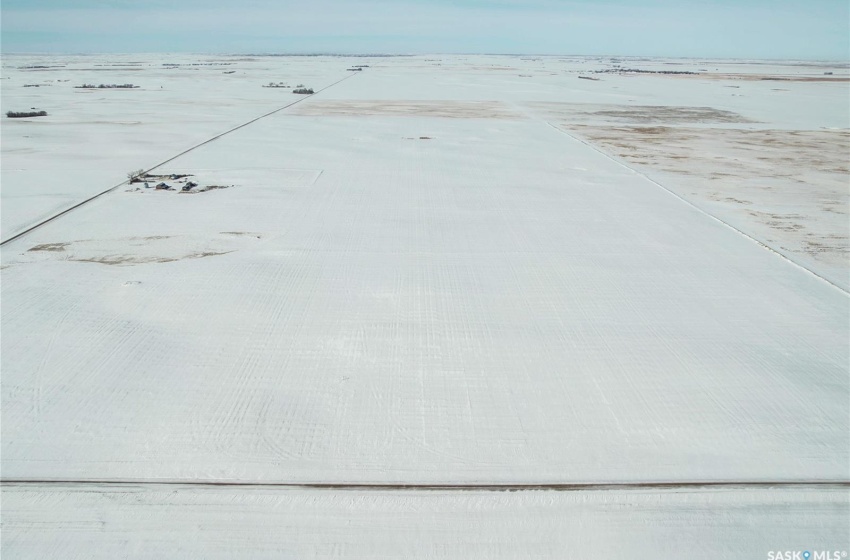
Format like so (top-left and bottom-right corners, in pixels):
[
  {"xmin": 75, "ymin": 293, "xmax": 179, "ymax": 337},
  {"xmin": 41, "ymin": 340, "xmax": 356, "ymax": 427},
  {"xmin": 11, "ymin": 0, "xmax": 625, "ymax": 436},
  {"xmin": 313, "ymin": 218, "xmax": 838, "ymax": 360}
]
[
  {"xmin": 3, "ymin": 484, "xmax": 846, "ymax": 559},
  {"xmin": 2, "ymin": 54, "xmax": 848, "ymax": 557}
]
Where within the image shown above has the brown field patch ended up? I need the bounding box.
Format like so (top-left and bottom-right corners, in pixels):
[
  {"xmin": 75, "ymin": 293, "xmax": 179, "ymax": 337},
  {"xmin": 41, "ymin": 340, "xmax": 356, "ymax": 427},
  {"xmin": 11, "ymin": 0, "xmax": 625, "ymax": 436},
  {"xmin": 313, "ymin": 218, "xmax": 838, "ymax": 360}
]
[
  {"xmin": 528, "ymin": 102, "xmax": 754, "ymax": 125},
  {"xmin": 291, "ymin": 100, "xmax": 522, "ymax": 119},
  {"xmin": 605, "ymin": 71, "xmax": 850, "ymax": 82},
  {"xmin": 567, "ymin": 124, "xmax": 850, "ymax": 285}
]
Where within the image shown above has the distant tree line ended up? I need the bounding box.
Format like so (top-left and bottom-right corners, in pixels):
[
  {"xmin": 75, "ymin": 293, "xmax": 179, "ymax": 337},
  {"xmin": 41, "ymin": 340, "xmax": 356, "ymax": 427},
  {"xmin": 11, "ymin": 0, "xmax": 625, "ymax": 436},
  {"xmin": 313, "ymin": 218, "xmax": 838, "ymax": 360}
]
[
  {"xmin": 594, "ymin": 69, "xmax": 698, "ymax": 76},
  {"xmin": 7, "ymin": 111, "xmax": 47, "ymax": 118},
  {"xmin": 75, "ymin": 84, "xmax": 139, "ymax": 89}
]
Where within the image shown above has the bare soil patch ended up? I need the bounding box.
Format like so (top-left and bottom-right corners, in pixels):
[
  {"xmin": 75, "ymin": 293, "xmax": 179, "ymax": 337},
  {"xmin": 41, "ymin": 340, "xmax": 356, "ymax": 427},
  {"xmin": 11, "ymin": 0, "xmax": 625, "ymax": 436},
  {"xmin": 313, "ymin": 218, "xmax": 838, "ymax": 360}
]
[
  {"xmin": 572, "ymin": 126, "xmax": 850, "ymax": 180},
  {"xmin": 596, "ymin": 70, "xmax": 850, "ymax": 82},
  {"xmin": 529, "ymin": 103, "xmax": 753, "ymax": 125},
  {"xmin": 28, "ymin": 242, "xmax": 70, "ymax": 252},
  {"xmin": 698, "ymin": 74, "xmax": 849, "ymax": 82},
  {"xmin": 569, "ymin": 124, "xmax": 850, "ymax": 286},
  {"xmin": 20, "ymin": 234, "xmax": 260, "ymax": 267},
  {"xmin": 292, "ymin": 100, "xmax": 521, "ymax": 119}
]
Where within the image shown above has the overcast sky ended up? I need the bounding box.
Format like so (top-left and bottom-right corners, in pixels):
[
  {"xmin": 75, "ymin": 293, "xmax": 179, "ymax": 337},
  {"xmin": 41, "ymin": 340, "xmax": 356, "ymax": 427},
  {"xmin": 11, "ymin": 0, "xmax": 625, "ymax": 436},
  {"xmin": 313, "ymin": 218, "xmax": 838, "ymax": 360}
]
[{"xmin": 2, "ymin": 0, "xmax": 848, "ymax": 59}]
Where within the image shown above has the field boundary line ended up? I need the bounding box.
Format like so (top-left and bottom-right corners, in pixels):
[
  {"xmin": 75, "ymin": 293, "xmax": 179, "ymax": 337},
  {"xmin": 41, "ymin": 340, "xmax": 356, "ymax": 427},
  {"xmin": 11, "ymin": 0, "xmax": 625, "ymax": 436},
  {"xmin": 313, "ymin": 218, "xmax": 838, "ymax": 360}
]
[{"xmin": 2, "ymin": 479, "xmax": 848, "ymax": 492}]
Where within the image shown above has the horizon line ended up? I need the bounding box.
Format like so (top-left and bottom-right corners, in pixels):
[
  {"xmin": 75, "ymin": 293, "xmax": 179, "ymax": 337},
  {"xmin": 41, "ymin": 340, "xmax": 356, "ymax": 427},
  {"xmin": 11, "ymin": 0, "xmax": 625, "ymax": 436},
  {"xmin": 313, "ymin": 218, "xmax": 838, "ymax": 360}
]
[{"xmin": 2, "ymin": 51, "xmax": 849, "ymax": 63}]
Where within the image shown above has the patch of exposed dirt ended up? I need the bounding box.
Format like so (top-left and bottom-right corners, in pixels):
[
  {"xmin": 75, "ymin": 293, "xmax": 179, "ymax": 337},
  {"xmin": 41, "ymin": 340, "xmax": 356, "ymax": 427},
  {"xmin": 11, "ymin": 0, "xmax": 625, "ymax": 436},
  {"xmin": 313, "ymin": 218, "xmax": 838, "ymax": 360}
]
[
  {"xmin": 591, "ymin": 106, "xmax": 751, "ymax": 124},
  {"xmin": 571, "ymin": 126, "xmax": 850, "ymax": 180},
  {"xmin": 28, "ymin": 242, "xmax": 70, "ymax": 252},
  {"xmin": 528, "ymin": 103, "xmax": 754, "ymax": 125},
  {"xmin": 74, "ymin": 251, "xmax": 232, "ymax": 266},
  {"xmin": 602, "ymin": 71, "xmax": 850, "ymax": 82},
  {"xmin": 17, "ymin": 234, "xmax": 259, "ymax": 267},
  {"xmin": 567, "ymin": 124, "xmax": 850, "ymax": 287},
  {"xmin": 292, "ymin": 100, "xmax": 522, "ymax": 119}
]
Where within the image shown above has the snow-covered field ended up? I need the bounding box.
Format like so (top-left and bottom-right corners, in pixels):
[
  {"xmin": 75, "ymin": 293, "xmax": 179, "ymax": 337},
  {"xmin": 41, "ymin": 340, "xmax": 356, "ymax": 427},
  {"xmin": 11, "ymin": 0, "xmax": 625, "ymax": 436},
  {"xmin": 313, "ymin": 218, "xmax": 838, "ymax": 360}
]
[
  {"xmin": 3, "ymin": 483, "xmax": 845, "ymax": 559},
  {"xmin": 2, "ymin": 54, "xmax": 848, "ymax": 557}
]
